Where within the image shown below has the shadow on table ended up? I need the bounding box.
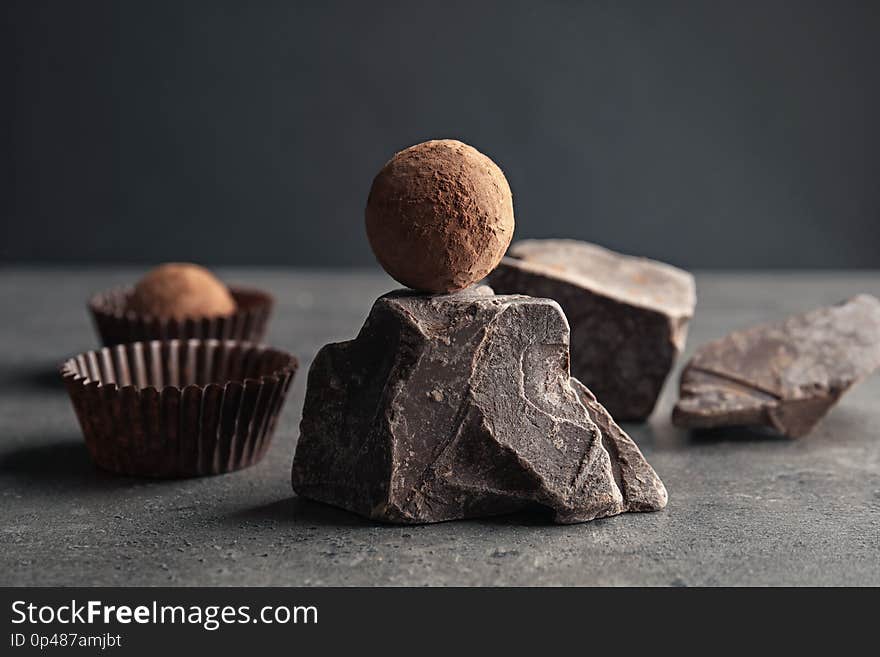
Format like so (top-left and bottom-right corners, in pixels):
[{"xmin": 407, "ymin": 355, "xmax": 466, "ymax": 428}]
[
  {"xmin": 229, "ymin": 496, "xmax": 567, "ymax": 529},
  {"xmin": 630, "ymin": 418, "xmax": 793, "ymax": 446},
  {"xmin": 227, "ymin": 496, "xmax": 374, "ymax": 528},
  {"xmin": 0, "ymin": 362, "xmax": 66, "ymax": 392},
  {"xmin": 0, "ymin": 439, "xmax": 138, "ymax": 491},
  {"xmin": 475, "ymin": 508, "xmax": 562, "ymax": 527},
  {"xmin": 683, "ymin": 425, "xmax": 792, "ymax": 444},
  {"xmin": 681, "ymin": 406, "xmax": 872, "ymax": 445}
]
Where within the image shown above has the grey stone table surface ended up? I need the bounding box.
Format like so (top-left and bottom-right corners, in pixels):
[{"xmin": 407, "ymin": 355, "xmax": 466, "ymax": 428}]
[{"xmin": 1, "ymin": 267, "xmax": 879, "ymax": 586}]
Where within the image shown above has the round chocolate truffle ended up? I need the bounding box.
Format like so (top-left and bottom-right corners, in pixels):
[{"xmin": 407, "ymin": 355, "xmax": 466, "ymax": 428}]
[
  {"xmin": 128, "ymin": 263, "xmax": 237, "ymax": 319},
  {"xmin": 365, "ymin": 139, "xmax": 514, "ymax": 293}
]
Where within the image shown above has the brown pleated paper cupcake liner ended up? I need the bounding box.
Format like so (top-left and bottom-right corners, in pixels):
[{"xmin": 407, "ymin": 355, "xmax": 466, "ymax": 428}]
[
  {"xmin": 88, "ymin": 286, "xmax": 274, "ymax": 347},
  {"xmin": 61, "ymin": 339, "xmax": 297, "ymax": 478}
]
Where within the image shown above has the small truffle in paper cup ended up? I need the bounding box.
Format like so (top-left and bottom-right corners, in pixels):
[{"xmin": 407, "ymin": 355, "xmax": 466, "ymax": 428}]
[
  {"xmin": 61, "ymin": 339, "xmax": 297, "ymax": 478},
  {"xmin": 88, "ymin": 286, "xmax": 274, "ymax": 347}
]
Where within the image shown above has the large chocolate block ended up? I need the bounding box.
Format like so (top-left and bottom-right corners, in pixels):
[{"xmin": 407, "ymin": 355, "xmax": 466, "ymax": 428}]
[
  {"xmin": 291, "ymin": 287, "xmax": 667, "ymax": 524},
  {"xmin": 488, "ymin": 239, "xmax": 696, "ymax": 421},
  {"xmin": 673, "ymin": 294, "xmax": 880, "ymax": 437}
]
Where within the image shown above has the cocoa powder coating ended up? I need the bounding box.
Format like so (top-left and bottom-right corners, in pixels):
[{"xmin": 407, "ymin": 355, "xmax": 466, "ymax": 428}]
[
  {"xmin": 365, "ymin": 139, "xmax": 515, "ymax": 293},
  {"xmin": 128, "ymin": 263, "xmax": 237, "ymax": 319}
]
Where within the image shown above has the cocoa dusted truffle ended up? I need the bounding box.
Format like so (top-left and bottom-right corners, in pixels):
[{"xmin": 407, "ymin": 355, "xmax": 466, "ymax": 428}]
[
  {"xmin": 365, "ymin": 139, "xmax": 514, "ymax": 293},
  {"xmin": 127, "ymin": 263, "xmax": 237, "ymax": 319}
]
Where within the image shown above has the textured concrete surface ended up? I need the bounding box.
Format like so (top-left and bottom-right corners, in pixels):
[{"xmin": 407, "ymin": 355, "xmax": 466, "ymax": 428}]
[{"xmin": 1, "ymin": 268, "xmax": 879, "ymax": 586}]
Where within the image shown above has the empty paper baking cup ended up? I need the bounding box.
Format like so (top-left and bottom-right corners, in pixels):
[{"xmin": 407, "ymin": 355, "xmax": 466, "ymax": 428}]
[
  {"xmin": 88, "ymin": 286, "xmax": 274, "ymax": 347},
  {"xmin": 61, "ymin": 339, "xmax": 297, "ymax": 478}
]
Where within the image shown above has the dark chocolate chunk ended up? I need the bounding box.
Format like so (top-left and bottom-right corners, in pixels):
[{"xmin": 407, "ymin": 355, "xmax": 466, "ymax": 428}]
[
  {"xmin": 673, "ymin": 294, "xmax": 880, "ymax": 437},
  {"xmin": 488, "ymin": 239, "xmax": 696, "ymax": 421},
  {"xmin": 291, "ymin": 286, "xmax": 667, "ymax": 524}
]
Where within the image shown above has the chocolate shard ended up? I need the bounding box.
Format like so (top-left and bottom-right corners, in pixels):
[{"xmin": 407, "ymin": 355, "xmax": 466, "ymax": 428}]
[
  {"xmin": 487, "ymin": 239, "xmax": 696, "ymax": 421},
  {"xmin": 673, "ymin": 294, "xmax": 880, "ymax": 438},
  {"xmin": 572, "ymin": 380, "xmax": 667, "ymax": 513},
  {"xmin": 291, "ymin": 286, "xmax": 667, "ymax": 524}
]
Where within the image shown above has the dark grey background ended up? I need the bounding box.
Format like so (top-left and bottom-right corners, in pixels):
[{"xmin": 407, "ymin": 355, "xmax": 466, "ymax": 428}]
[{"xmin": 4, "ymin": 0, "xmax": 879, "ymax": 268}]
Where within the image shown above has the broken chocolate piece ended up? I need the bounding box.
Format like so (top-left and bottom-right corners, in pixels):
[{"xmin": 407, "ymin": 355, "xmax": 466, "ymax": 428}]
[
  {"xmin": 673, "ymin": 294, "xmax": 880, "ymax": 437},
  {"xmin": 488, "ymin": 239, "xmax": 696, "ymax": 421},
  {"xmin": 291, "ymin": 286, "xmax": 666, "ymax": 524},
  {"xmin": 573, "ymin": 380, "xmax": 668, "ymax": 512}
]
